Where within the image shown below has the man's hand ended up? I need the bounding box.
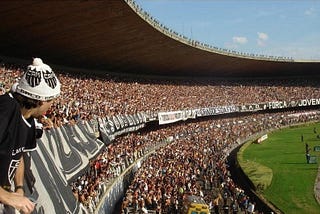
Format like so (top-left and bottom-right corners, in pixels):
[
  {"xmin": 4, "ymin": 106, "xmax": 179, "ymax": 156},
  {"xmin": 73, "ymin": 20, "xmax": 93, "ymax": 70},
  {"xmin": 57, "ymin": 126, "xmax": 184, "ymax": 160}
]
[{"xmin": 0, "ymin": 191, "xmax": 35, "ymax": 214}]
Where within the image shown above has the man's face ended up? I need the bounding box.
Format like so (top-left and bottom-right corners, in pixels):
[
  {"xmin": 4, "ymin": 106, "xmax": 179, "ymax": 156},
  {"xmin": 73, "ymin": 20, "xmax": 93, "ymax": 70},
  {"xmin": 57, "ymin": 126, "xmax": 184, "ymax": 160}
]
[{"xmin": 34, "ymin": 99, "xmax": 54, "ymax": 117}]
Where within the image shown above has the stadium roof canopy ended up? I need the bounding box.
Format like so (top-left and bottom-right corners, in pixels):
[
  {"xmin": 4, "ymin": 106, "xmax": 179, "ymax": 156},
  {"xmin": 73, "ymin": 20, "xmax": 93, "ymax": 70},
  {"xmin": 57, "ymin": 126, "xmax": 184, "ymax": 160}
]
[{"xmin": 0, "ymin": 1, "xmax": 319, "ymax": 78}]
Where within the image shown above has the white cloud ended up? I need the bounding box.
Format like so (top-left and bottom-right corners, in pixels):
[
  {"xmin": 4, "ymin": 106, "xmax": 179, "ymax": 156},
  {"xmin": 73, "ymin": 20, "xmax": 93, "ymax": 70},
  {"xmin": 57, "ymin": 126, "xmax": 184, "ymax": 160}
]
[
  {"xmin": 257, "ymin": 32, "xmax": 269, "ymax": 47},
  {"xmin": 232, "ymin": 36, "xmax": 248, "ymax": 45},
  {"xmin": 305, "ymin": 7, "xmax": 315, "ymax": 16},
  {"xmin": 258, "ymin": 32, "xmax": 268, "ymax": 40}
]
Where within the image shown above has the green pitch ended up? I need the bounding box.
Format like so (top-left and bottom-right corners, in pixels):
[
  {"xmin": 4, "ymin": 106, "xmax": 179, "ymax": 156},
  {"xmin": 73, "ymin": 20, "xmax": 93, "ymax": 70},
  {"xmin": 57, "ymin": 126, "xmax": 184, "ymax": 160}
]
[{"xmin": 239, "ymin": 122, "xmax": 320, "ymax": 214}]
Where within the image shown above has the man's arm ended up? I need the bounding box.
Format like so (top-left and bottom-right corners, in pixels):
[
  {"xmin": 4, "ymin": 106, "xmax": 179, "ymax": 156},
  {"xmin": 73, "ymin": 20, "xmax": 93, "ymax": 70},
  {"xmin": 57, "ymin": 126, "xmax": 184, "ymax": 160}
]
[
  {"xmin": 14, "ymin": 156, "xmax": 25, "ymax": 195},
  {"xmin": 0, "ymin": 156, "xmax": 35, "ymax": 213}
]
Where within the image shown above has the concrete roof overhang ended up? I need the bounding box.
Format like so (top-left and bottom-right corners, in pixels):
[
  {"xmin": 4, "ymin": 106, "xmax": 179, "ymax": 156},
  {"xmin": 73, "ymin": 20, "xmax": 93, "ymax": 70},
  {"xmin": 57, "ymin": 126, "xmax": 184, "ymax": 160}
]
[{"xmin": 0, "ymin": 1, "xmax": 319, "ymax": 78}]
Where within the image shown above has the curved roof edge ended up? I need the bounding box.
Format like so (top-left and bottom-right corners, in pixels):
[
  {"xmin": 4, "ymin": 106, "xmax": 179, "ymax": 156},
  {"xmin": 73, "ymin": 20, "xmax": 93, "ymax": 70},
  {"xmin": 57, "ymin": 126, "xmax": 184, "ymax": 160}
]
[{"xmin": 0, "ymin": 0, "xmax": 319, "ymax": 78}]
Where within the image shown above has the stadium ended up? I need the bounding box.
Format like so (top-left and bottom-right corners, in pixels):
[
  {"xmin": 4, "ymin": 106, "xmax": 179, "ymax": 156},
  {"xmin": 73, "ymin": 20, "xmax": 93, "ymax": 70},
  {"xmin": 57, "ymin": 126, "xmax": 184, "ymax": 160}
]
[{"xmin": 0, "ymin": 1, "xmax": 320, "ymax": 214}]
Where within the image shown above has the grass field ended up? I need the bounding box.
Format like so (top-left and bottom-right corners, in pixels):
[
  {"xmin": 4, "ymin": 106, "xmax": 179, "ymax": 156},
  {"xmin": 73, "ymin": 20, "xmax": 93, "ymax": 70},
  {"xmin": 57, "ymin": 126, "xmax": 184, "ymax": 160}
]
[{"xmin": 239, "ymin": 122, "xmax": 320, "ymax": 214}]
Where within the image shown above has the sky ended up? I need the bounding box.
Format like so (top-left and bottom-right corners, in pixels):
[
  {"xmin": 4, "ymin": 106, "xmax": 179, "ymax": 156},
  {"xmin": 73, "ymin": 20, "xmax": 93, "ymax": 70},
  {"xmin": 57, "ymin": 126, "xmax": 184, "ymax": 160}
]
[{"xmin": 134, "ymin": 0, "xmax": 320, "ymax": 61}]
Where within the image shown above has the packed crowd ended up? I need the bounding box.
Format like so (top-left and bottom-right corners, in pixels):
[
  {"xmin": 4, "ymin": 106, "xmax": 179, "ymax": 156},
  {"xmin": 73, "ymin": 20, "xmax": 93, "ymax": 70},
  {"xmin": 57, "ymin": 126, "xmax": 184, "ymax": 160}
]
[
  {"xmin": 70, "ymin": 109, "xmax": 320, "ymax": 213},
  {"xmin": 70, "ymin": 130, "xmax": 165, "ymax": 213},
  {"xmin": 1, "ymin": 62, "xmax": 320, "ymax": 127},
  {"xmin": 1, "ymin": 61, "xmax": 320, "ymax": 213},
  {"xmin": 120, "ymin": 111, "xmax": 320, "ymax": 214}
]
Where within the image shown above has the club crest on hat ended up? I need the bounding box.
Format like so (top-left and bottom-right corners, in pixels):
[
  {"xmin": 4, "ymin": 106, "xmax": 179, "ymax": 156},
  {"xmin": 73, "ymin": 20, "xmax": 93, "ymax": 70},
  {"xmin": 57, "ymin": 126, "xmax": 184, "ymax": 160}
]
[
  {"xmin": 43, "ymin": 69, "xmax": 58, "ymax": 89},
  {"xmin": 25, "ymin": 67, "xmax": 42, "ymax": 87}
]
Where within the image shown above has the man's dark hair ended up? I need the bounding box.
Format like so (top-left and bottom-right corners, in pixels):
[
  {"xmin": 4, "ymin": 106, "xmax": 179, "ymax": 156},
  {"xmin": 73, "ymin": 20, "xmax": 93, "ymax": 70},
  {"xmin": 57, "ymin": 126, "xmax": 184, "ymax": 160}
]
[{"xmin": 13, "ymin": 92, "xmax": 41, "ymax": 109}]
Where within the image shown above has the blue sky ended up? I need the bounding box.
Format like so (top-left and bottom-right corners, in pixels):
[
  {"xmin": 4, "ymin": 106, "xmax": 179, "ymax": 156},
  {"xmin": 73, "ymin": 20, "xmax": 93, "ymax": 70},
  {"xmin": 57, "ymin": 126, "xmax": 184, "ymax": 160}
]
[{"xmin": 134, "ymin": 0, "xmax": 320, "ymax": 60}]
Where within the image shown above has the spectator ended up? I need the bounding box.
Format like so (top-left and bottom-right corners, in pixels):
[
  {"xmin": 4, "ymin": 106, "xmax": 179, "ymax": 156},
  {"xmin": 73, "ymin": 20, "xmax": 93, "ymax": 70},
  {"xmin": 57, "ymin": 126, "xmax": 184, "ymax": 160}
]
[
  {"xmin": 1, "ymin": 58, "xmax": 320, "ymax": 213},
  {"xmin": 0, "ymin": 58, "xmax": 61, "ymax": 214}
]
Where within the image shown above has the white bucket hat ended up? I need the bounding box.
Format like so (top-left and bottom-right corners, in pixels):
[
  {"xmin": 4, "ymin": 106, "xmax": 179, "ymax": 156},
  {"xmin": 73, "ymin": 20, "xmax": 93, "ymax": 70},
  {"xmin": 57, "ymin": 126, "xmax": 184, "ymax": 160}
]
[{"xmin": 16, "ymin": 58, "xmax": 61, "ymax": 101}]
